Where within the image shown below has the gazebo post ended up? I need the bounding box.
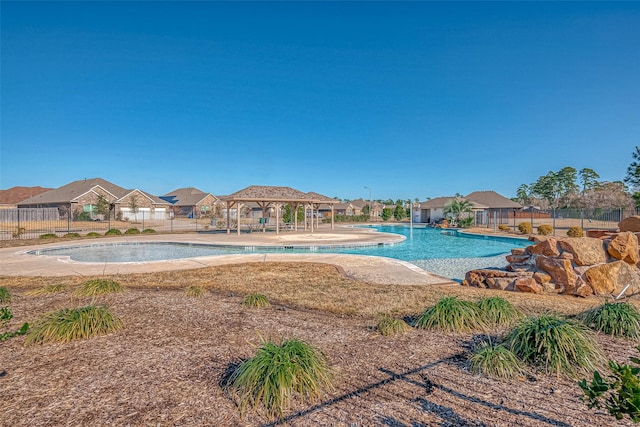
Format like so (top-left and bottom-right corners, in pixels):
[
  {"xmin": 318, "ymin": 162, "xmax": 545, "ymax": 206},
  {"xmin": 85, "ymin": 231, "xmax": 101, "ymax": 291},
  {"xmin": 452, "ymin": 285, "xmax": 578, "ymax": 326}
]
[
  {"xmin": 309, "ymin": 203, "xmax": 314, "ymax": 233},
  {"xmin": 275, "ymin": 203, "xmax": 280, "ymax": 234},
  {"xmin": 331, "ymin": 205, "xmax": 334, "ymax": 230},
  {"xmin": 237, "ymin": 203, "xmax": 241, "ymax": 236},
  {"xmin": 226, "ymin": 200, "xmax": 231, "ymax": 234}
]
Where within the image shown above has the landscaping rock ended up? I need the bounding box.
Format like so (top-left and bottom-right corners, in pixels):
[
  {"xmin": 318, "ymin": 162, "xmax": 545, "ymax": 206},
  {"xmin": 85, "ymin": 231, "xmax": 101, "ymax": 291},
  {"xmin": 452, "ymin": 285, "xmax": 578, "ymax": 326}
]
[
  {"xmin": 485, "ymin": 277, "xmax": 514, "ymax": 290},
  {"xmin": 514, "ymin": 277, "xmax": 544, "ymax": 294},
  {"xmin": 619, "ymin": 216, "xmax": 640, "ymax": 232},
  {"xmin": 535, "ymin": 256, "xmax": 578, "ymax": 293},
  {"xmin": 557, "ymin": 238, "xmax": 607, "ymax": 266},
  {"xmin": 526, "ymin": 238, "xmax": 560, "ymax": 257},
  {"xmin": 607, "ymin": 231, "xmax": 639, "ymax": 264},
  {"xmin": 584, "ymin": 261, "xmax": 640, "ymax": 296}
]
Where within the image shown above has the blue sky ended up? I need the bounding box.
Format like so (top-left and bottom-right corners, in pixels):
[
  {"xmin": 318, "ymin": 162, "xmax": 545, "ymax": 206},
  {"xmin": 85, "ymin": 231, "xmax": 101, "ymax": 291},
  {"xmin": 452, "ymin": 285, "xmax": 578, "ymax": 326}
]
[{"xmin": 1, "ymin": 1, "xmax": 639, "ymax": 201}]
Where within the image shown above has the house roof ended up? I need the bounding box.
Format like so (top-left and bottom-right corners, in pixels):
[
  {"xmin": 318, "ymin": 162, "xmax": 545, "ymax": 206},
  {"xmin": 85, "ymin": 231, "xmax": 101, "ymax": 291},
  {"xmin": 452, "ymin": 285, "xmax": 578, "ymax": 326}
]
[
  {"xmin": 162, "ymin": 187, "xmax": 215, "ymax": 206},
  {"xmin": 465, "ymin": 191, "xmax": 522, "ymax": 209},
  {"xmin": 0, "ymin": 186, "xmax": 52, "ymax": 205},
  {"xmin": 18, "ymin": 178, "xmax": 129, "ymax": 205},
  {"xmin": 420, "ymin": 196, "xmax": 457, "ymax": 209},
  {"xmin": 419, "ymin": 196, "xmax": 488, "ymax": 210}
]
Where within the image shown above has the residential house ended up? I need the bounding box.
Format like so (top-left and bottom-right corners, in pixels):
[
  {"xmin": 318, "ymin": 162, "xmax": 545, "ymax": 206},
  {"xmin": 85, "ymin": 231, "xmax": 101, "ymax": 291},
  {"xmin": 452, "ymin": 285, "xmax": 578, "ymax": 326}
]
[
  {"xmin": 418, "ymin": 191, "xmax": 522, "ymax": 225},
  {"xmin": 160, "ymin": 187, "xmax": 219, "ymax": 218},
  {"xmin": 418, "ymin": 197, "xmax": 488, "ymax": 224},
  {"xmin": 17, "ymin": 178, "xmax": 170, "ymax": 220}
]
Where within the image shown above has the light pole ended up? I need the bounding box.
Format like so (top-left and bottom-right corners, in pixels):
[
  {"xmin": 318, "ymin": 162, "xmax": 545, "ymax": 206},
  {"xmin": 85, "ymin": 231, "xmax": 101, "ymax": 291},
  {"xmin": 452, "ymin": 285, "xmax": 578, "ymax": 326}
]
[{"xmin": 364, "ymin": 186, "xmax": 371, "ymax": 220}]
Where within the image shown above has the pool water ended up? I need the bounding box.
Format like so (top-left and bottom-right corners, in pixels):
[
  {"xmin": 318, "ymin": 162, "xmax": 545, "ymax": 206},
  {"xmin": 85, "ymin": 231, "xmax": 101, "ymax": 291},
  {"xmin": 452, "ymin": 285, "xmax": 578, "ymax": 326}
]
[{"xmin": 30, "ymin": 225, "xmax": 528, "ymax": 280}]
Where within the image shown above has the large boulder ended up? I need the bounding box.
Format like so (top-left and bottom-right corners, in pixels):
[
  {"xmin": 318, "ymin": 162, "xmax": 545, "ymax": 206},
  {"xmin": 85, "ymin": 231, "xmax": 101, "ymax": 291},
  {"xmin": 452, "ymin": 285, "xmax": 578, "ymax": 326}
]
[
  {"xmin": 607, "ymin": 231, "xmax": 639, "ymax": 264},
  {"xmin": 536, "ymin": 256, "xmax": 578, "ymax": 293},
  {"xmin": 463, "ymin": 269, "xmax": 521, "ymax": 287},
  {"xmin": 619, "ymin": 216, "xmax": 640, "ymax": 232},
  {"xmin": 514, "ymin": 277, "xmax": 544, "ymax": 294},
  {"xmin": 584, "ymin": 261, "xmax": 640, "ymax": 296},
  {"xmin": 526, "ymin": 237, "xmax": 560, "ymax": 257},
  {"xmin": 557, "ymin": 238, "xmax": 607, "ymax": 266}
]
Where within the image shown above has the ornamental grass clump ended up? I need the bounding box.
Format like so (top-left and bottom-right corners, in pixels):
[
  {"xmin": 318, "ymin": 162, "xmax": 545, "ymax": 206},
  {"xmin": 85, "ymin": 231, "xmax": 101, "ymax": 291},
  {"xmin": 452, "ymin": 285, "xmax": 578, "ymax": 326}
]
[
  {"xmin": 186, "ymin": 285, "xmax": 205, "ymax": 298},
  {"xmin": 124, "ymin": 228, "xmax": 140, "ymax": 235},
  {"xmin": 142, "ymin": 228, "xmax": 157, "ymax": 234},
  {"xmin": 242, "ymin": 293, "xmax": 270, "ymax": 308},
  {"xmin": 25, "ymin": 284, "xmax": 66, "ymax": 296},
  {"xmin": 227, "ymin": 338, "xmax": 333, "ymax": 419},
  {"xmin": 0, "ymin": 287, "xmax": 11, "ymax": 303},
  {"xmin": 477, "ymin": 296, "xmax": 522, "ymax": 327},
  {"xmin": 105, "ymin": 228, "xmax": 122, "ymax": 236},
  {"xmin": 73, "ymin": 279, "xmax": 124, "ymax": 297},
  {"xmin": 25, "ymin": 305, "xmax": 123, "ymax": 345},
  {"xmin": 578, "ymin": 301, "xmax": 640, "ymax": 339},
  {"xmin": 469, "ymin": 340, "xmax": 525, "ymax": 379},
  {"xmin": 377, "ymin": 315, "xmax": 409, "ymax": 336},
  {"xmin": 414, "ymin": 296, "xmax": 485, "ymax": 333},
  {"xmin": 506, "ymin": 314, "xmax": 603, "ymax": 377}
]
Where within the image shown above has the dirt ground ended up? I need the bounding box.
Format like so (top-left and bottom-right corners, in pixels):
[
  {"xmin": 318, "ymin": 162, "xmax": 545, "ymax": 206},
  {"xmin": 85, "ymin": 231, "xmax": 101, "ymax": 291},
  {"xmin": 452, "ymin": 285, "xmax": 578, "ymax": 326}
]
[{"xmin": 1, "ymin": 262, "xmax": 638, "ymax": 427}]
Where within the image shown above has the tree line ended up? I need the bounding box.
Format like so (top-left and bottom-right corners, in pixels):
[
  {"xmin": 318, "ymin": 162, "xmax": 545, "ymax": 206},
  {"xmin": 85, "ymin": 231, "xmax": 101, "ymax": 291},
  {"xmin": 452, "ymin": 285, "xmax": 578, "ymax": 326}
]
[{"xmin": 512, "ymin": 147, "xmax": 640, "ymax": 210}]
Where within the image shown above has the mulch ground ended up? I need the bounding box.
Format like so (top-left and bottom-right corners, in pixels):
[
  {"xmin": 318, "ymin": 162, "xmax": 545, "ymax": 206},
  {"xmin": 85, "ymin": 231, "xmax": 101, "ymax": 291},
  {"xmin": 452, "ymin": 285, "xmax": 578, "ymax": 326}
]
[{"xmin": 1, "ymin": 269, "xmax": 637, "ymax": 427}]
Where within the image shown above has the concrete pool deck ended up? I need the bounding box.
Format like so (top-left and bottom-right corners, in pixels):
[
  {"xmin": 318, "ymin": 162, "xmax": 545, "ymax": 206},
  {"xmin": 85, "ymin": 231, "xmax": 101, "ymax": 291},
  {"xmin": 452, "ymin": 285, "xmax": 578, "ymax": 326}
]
[{"xmin": 0, "ymin": 226, "xmax": 457, "ymax": 286}]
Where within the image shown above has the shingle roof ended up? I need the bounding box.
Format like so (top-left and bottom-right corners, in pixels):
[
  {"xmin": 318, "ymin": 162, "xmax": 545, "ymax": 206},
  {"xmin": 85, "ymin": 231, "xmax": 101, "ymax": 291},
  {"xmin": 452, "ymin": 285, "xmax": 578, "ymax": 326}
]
[
  {"xmin": 223, "ymin": 186, "xmax": 336, "ymax": 203},
  {"xmin": 18, "ymin": 178, "xmax": 129, "ymax": 205},
  {"xmin": 465, "ymin": 191, "xmax": 522, "ymax": 209},
  {"xmin": 419, "ymin": 196, "xmax": 457, "ymax": 209},
  {"xmin": 0, "ymin": 186, "xmax": 52, "ymax": 205},
  {"xmin": 162, "ymin": 187, "xmax": 214, "ymax": 206},
  {"xmin": 419, "ymin": 196, "xmax": 488, "ymax": 210}
]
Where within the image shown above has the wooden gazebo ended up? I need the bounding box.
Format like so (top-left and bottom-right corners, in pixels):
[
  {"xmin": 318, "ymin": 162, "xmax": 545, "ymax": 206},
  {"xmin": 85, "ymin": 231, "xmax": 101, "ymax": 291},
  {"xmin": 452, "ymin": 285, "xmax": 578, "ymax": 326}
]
[{"xmin": 221, "ymin": 186, "xmax": 338, "ymax": 235}]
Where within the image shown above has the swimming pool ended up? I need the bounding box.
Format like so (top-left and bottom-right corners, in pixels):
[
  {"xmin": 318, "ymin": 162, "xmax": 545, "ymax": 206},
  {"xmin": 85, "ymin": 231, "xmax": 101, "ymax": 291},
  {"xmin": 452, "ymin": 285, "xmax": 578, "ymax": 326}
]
[{"xmin": 29, "ymin": 226, "xmax": 528, "ymax": 280}]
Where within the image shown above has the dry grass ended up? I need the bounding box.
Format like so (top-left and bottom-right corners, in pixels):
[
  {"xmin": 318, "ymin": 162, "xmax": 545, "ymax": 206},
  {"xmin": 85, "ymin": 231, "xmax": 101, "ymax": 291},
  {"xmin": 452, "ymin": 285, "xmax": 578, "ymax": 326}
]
[
  {"xmin": 2, "ymin": 262, "xmax": 639, "ymax": 426},
  {"xmin": 0, "ymin": 262, "xmax": 611, "ymax": 317}
]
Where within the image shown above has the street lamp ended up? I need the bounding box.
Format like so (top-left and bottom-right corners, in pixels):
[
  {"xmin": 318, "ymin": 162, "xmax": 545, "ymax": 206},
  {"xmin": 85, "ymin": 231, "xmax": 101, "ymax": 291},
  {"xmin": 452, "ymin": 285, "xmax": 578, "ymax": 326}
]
[{"xmin": 364, "ymin": 186, "xmax": 372, "ymax": 220}]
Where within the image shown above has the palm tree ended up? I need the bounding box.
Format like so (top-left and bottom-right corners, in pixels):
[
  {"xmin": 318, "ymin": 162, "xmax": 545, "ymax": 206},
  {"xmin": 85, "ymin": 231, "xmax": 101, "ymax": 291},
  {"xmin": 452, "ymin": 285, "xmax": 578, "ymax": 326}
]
[{"xmin": 444, "ymin": 198, "xmax": 474, "ymax": 227}]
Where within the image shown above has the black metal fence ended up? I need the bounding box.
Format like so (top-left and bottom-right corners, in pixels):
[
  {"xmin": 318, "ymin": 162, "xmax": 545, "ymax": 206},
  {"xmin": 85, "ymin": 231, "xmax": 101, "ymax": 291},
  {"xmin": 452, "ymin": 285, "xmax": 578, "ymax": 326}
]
[
  {"xmin": 0, "ymin": 208, "xmax": 223, "ymax": 240},
  {"xmin": 479, "ymin": 207, "xmax": 637, "ymax": 235}
]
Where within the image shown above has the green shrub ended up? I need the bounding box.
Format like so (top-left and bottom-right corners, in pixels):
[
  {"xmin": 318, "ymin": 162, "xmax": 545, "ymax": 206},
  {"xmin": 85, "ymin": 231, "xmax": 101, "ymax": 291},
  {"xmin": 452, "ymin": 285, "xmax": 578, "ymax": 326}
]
[
  {"xmin": 226, "ymin": 338, "xmax": 333, "ymax": 418},
  {"xmin": 0, "ymin": 287, "xmax": 11, "ymax": 303},
  {"xmin": 414, "ymin": 296, "xmax": 485, "ymax": 333},
  {"xmin": 39, "ymin": 233, "xmax": 57, "ymax": 239},
  {"xmin": 537, "ymin": 224, "xmax": 553, "ymax": 235},
  {"xmin": 63, "ymin": 232, "xmax": 81, "ymax": 238},
  {"xmin": 73, "ymin": 279, "xmax": 124, "ymax": 297},
  {"xmin": 578, "ymin": 301, "xmax": 640, "ymax": 339},
  {"xmin": 517, "ymin": 222, "xmax": 532, "ymax": 234},
  {"xmin": 506, "ymin": 314, "xmax": 603, "ymax": 377},
  {"xmin": 86, "ymin": 232, "xmax": 102, "ymax": 237},
  {"xmin": 124, "ymin": 228, "xmax": 140, "ymax": 235},
  {"xmin": 186, "ymin": 285, "xmax": 205, "ymax": 297},
  {"xmin": 105, "ymin": 228, "xmax": 122, "ymax": 236},
  {"xmin": 25, "ymin": 284, "xmax": 66, "ymax": 296},
  {"xmin": 377, "ymin": 315, "xmax": 409, "ymax": 336},
  {"xmin": 498, "ymin": 224, "xmax": 511, "ymax": 232},
  {"xmin": 25, "ymin": 305, "xmax": 123, "ymax": 345},
  {"xmin": 579, "ymin": 345, "xmax": 640, "ymax": 423},
  {"xmin": 142, "ymin": 228, "xmax": 157, "ymax": 234},
  {"xmin": 242, "ymin": 293, "xmax": 271, "ymax": 308},
  {"xmin": 0, "ymin": 322, "xmax": 29, "ymax": 342},
  {"xmin": 469, "ymin": 340, "xmax": 525, "ymax": 379},
  {"xmin": 567, "ymin": 226, "xmax": 585, "ymax": 238},
  {"xmin": 75, "ymin": 211, "xmax": 92, "ymax": 221},
  {"xmin": 0, "ymin": 306, "xmax": 12, "ymax": 326},
  {"xmin": 476, "ymin": 297, "xmax": 522, "ymax": 326}
]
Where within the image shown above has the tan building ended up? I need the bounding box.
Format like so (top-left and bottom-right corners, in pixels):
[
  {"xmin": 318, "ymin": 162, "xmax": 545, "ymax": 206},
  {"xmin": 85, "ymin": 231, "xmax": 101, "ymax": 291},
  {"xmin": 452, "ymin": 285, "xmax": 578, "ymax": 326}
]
[{"xmin": 161, "ymin": 187, "xmax": 219, "ymax": 218}]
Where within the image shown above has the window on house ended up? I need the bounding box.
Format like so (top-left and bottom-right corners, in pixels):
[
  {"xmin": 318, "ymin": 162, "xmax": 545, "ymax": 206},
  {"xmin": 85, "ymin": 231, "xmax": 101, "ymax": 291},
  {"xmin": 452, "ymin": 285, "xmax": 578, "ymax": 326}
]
[{"xmin": 83, "ymin": 204, "xmax": 95, "ymax": 213}]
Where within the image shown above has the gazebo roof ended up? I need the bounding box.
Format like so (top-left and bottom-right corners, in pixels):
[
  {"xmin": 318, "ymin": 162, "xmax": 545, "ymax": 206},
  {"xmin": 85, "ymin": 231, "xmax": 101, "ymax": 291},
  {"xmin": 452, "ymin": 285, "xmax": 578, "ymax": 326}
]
[{"xmin": 223, "ymin": 186, "xmax": 337, "ymax": 204}]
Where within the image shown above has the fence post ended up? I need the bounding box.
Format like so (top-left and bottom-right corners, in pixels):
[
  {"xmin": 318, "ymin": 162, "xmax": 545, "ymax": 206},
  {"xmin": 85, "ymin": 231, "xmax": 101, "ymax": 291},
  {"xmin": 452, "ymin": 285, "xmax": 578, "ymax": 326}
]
[
  {"xmin": 552, "ymin": 208, "xmax": 556, "ymax": 235},
  {"xmin": 580, "ymin": 209, "xmax": 584, "ymax": 230},
  {"xmin": 142, "ymin": 211, "xmax": 145, "ymax": 231},
  {"xmin": 17, "ymin": 209, "xmax": 21, "ymax": 239},
  {"xmin": 68, "ymin": 203, "xmax": 71, "ymax": 233}
]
